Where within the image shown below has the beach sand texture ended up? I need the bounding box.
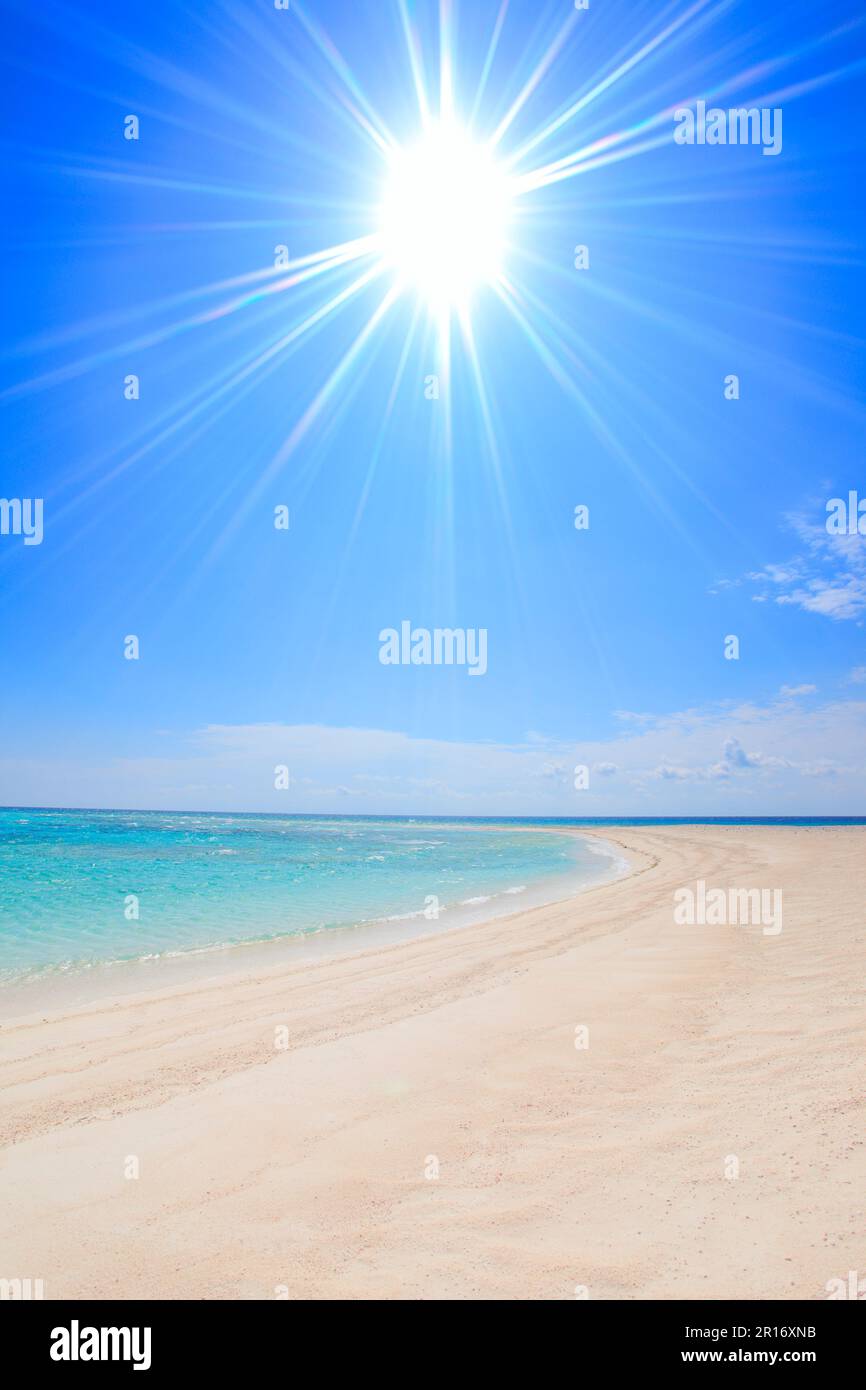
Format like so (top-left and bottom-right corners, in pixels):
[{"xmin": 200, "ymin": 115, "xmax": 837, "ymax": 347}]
[{"xmin": 1, "ymin": 824, "xmax": 863, "ymax": 1300}]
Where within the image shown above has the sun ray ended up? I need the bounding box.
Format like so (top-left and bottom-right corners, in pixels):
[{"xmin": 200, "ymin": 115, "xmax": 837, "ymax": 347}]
[
  {"xmin": 200, "ymin": 280, "xmax": 402, "ymax": 567},
  {"xmin": 291, "ymin": 0, "xmax": 397, "ymax": 155},
  {"xmin": 1, "ymin": 237, "xmax": 379, "ymax": 402},
  {"xmin": 503, "ymin": 270, "xmax": 743, "ymax": 536},
  {"xmin": 0, "ymin": 259, "xmax": 391, "ymax": 601},
  {"xmin": 397, "ymin": 0, "xmax": 432, "ymax": 131},
  {"xmin": 6, "ymin": 235, "xmax": 380, "ymax": 364},
  {"xmin": 13, "ymin": 145, "xmax": 367, "ymax": 212},
  {"xmin": 468, "ymin": 0, "xmax": 510, "ymax": 132},
  {"xmin": 493, "ymin": 273, "xmax": 720, "ymax": 563},
  {"xmin": 455, "ymin": 305, "xmax": 527, "ymax": 614},
  {"xmin": 506, "ymin": 0, "xmax": 721, "ymax": 168},
  {"xmin": 439, "ymin": 0, "xmax": 455, "ymax": 123},
  {"xmin": 304, "ymin": 302, "xmax": 426, "ymax": 686},
  {"xmin": 512, "ymin": 12, "xmax": 865, "ymax": 195},
  {"xmin": 488, "ymin": 7, "xmax": 580, "ymax": 149},
  {"xmin": 227, "ymin": 2, "xmax": 402, "ymax": 161}
]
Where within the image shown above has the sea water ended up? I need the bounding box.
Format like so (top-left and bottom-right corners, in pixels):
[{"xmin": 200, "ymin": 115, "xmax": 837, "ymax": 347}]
[{"xmin": 0, "ymin": 809, "xmax": 623, "ymax": 997}]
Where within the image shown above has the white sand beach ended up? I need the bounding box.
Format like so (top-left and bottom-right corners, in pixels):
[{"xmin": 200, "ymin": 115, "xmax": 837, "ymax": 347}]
[{"xmin": 1, "ymin": 824, "xmax": 863, "ymax": 1300}]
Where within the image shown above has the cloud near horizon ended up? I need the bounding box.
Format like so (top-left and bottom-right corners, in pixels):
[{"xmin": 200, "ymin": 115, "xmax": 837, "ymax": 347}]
[{"xmin": 2, "ymin": 684, "xmax": 865, "ymax": 816}]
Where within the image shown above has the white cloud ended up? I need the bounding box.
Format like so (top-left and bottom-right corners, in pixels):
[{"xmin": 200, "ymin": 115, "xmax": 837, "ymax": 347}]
[
  {"xmin": 744, "ymin": 513, "xmax": 866, "ymax": 621},
  {"xmin": 652, "ymin": 763, "xmax": 701, "ymax": 782},
  {"xmin": 2, "ymin": 690, "xmax": 866, "ymax": 814},
  {"xmin": 721, "ymin": 736, "xmax": 762, "ymax": 770}
]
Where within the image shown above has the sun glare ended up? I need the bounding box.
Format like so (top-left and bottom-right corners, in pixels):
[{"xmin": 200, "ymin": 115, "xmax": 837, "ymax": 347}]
[{"xmin": 378, "ymin": 124, "xmax": 513, "ymax": 309}]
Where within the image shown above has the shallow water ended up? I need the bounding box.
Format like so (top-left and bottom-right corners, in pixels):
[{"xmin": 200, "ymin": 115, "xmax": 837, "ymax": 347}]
[{"xmin": 0, "ymin": 809, "xmax": 623, "ymax": 992}]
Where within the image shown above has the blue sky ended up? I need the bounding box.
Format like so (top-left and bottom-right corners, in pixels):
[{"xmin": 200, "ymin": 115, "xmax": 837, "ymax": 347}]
[{"xmin": 1, "ymin": 0, "xmax": 865, "ymax": 814}]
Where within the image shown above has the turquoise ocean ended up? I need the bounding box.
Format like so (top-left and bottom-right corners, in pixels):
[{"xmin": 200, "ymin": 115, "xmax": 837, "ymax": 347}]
[{"xmin": 0, "ymin": 809, "xmax": 625, "ymax": 994}]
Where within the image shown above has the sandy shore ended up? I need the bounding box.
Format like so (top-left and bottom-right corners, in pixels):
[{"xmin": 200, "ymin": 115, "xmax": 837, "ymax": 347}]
[{"xmin": 1, "ymin": 824, "xmax": 863, "ymax": 1300}]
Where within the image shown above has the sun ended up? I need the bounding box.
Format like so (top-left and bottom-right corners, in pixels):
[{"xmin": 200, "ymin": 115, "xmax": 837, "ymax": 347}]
[{"xmin": 378, "ymin": 123, "xmax": 513, "ymax": 310}]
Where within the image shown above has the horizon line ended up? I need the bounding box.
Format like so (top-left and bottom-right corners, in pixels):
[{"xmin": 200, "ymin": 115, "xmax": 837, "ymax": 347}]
[{"xmin": 2, "ymin": 805, "xmax": 865, "ymax": 823}]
